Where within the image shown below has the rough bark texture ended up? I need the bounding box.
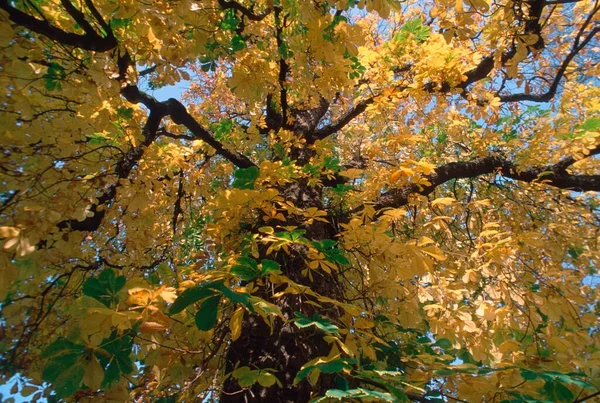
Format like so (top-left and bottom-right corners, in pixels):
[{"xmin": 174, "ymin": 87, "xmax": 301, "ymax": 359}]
[{"xmin": 221, "ymin": 176, "xmax": 343, "ymax": 402}]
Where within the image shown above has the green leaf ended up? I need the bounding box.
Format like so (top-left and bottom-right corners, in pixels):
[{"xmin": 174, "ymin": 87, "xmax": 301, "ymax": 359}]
[
  {"xmin": 433, "ymin": 368, "xmax": 455, "ymax": 376},
  {"xmin": 42, "ymin": 338, "xmax": 87, "ymax": 398},
  {"xmin": 230, "ymin": 34, "xmax": 246, "ymax": 52},
  {"xmin": 230, "ymin": 265, "xmax": 258, "ymax": 281},
  {"xmin": 232, "ymin": 166, "xmax": 260, "ymax": 189},
  {"xmin": 295, "ymin": 357, "xmax": 357, "ymax": 383},
  {"xmin": 577, "ymin": 117, "xmax": 600, "ymax": 132},
  {"xmin": 435, "ymin": 338, "xmax": 453, "ymax": 349},
  {"xmin": 313, "ymin": 388, "xmax": 396, "ymax": 402},
  {"xmin": 393, "ymin": 18, "xmax": 430, "ymax": 44},
  {"xmin": 195, "ymin": 294, "xmax": 222, "ymax": 330},
  {"xmin": 278, "ymin": 41, "xmax": 293, "ymax": 59},
  {"xmin": 218, "ymin": 9, "xmax": 239, "ymax": 31},
  {"xmin": 116, "ymin": 107, "xmax": 134, "ymax": 119},
  {"xmin": 209, "ymin": 118, "xmax": 234, "ymax": 140},
  {"xmin": 42, "ymin": 338, "xmax": 86, "ymax": 360},
  {"xmin": 109, "ymin": 17, "xmax": 132, "ymax": 30},
  {"xmin": 543, "ymin": 380, "xmax": 574, "ymax": 402},
  {"xmin": 43, "ymin": 63, "xmax": 66, "ymax": 92},
  {"xmin": 49, "ymin": 361, "xmax": 85, "ymax": 398},
  {"xmin": 169, "ymin": 283, "xmax": 219, "ymax": 314},
  {"xmin": 231, "ymin": 263, "xmax": 260, "ymax": 281},
  {"xmin": 261, "ymin": 259, "xmax": 281, "ymax": 275},
  {"xmin": 82, "ymin": 268, "xmax": 126, "ymax": 308},
  {"xmin": 567, "ymin": 246, "xmax": 583, "ymax": 260},
  {"xmin": 334, "ymin": 375, "xmax": 349, "ymax": 391},
  {"xmin": 294, "ymin": 312, "xmax": 339, "ymax": 334},
  {"xmin": 97, "ymin": 330, "xmax": 135, "ymax": 388}
]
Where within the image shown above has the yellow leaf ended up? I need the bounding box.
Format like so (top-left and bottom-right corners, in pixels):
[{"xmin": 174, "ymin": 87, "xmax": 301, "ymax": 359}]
[
  {"xmin": 417, "ymin": 236, "xmax": 435, "ymax": 247},
  {"xmin": 390, "ymin": 170, "xmax": 402, "ymax": 183},
  {"xmin": 83, "ymin": 356, "xmax": 104, "ymax": 390},
  {"xmin": 354, "ymin": 317, "xmax": 374, "ymax": 329},
  {"xmin": 421, "ymin": 246, "xmax": 447, "ymax": 261},
  {"xmin": 259, "ymin": 226, "xmax": 274, "ymax": 234},
  {"xmin": 431, "ymin": 197, "xmax": 456, "ymax": 207},
  {"xmin": 147, "ymin": 26, "xmax": 162, "ymax": 51},
  {"xmin": 498, "ymin": 340, "xmax": 520, "ymax": 354},
  {"xmin": 139, "ymin": 321, "xmax": 167, "ymax": 333},
  {"xmin": 0, "ymin": 226, "xmax": 19, "ymax": 238},
  {"xmin": 230, "ymin": 307, "xmax": 244, "ymax": 341}
]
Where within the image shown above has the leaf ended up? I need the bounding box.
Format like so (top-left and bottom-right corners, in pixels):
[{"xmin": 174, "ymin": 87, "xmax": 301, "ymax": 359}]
[
  {"xmin": 315, "ymin": 388, "xmax": 396, "ymax": 402},
  {"xmin": 82, "ymin": 268, "xmax": 126, "ymax": 308},
  {"xmin": 230, "ymin": 307, "xmax": 244, "ymax": 341},
  {"xmin": 169, "ymin": 283, "xmax": 219, "ymax": 314},
  {"xmin": 209, "ymin": 118, "xmax": 234, "ymax": 140},
  {"xmin": 216, "ymin": 283, "xmax": 253, "ymax": 309},
  {"xmin": 50, "ymin": 361, "xmax": 85, "ymax": 398},
  {"xmin": 195, "ymin": 294, "xmax": 222, "ymax": 331},
  {"xmin": 138, "ymin": 321, "xmax": 168, "ymax": 333},
  {"xmin": 42, "ymin": 339, "xmax": 87, "ymax": 398},
  {"xmin": 232, "ymin": 166, "xmax": 260, "ymax": 189},
  {"xmin": 294, "ymin": 357, "xmax": 357, "ymax": 383},
  {"xmin": 231, "ymin": 256, "xmax": 260, "ymax": 280},
  {"xmin": 435, "ymin": 338, "xmax": 453, "ymax": 349},
  {"xmin": 97, "ymin": 331, "xmax": 135, "ymax": 388},
  {"xmin": 294, "ymin": 312, "xmax": 340, "ymax": 334},
  {"xmin": 83, "ymin": 356, "xmax": 104, "ymax": 390},
  {"xmin": 261, "ymin": 259, "xmax": 281, "ymax": 275},
  {"xmin": 543, "ymin": 380, "xmax": 574, "ymax": 402},
  {"xmin": 257, "ymin": 371, "xmax": 281, "ymax": 387},
  {"xmin": 393, "ymin": 18, "xmax": 431, "ymax": 43},
  {"xmin": 431, "ymin": 197, "xmax": 456, "ymax": 207}
]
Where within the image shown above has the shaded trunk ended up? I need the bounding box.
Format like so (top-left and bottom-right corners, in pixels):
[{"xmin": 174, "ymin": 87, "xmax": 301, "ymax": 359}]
[
  {"xmin": 221, "ymin": 179, "xmax": 343, "ymax": 402},
  {"xmin": 221, "ymin": 295, "xmax": 336, "ymax": 402}
]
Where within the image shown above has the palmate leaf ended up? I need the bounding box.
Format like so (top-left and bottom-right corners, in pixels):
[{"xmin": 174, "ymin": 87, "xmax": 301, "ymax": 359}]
[
  {"xmin": 294, "ymin": 357, "xmax": 357, "ymax": 384},
  {"xmin": 97, "ymin": 331, "xmax": 135, "ymax": 388},
  {"xmin": 230, "ymin": 256, "xmax": 260, "ymax": 281},
  {"xmin": 42, "ymin": 331, "xmax": 136, "ymax": 397},
  {"xmin": 311, "ymin": 388, "xmax": 397, "ymax": 402},
  {"xmin": 169, "ymin": 282, "xmax": 220, "ymax": 314},
  {"xmin": 294, "ymin": 312, "xmax": 340, "ymax": 334},
  {"xmin": 42, "ymin": 339, "xmax": 87, "ymax": 398},
  {"xmin": 232, "ymin": 166, "xmax": 260, "ymax": 189},
  {"xmin": 82, "ymin": 268, "xmax": 126, "ymax": 308},
  {"xmin": 195, "ymin": 294, "xmax": 222, "ymax": 331}
]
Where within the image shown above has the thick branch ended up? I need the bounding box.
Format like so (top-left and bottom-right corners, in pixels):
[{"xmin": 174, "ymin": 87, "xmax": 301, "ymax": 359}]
[
  {"xmin": 0, "ymin": 0, "xmax": 117, "ymax": 51},
  {"xmin": 375, "ymin": 149, "xmax": 600, "ymax": 210},
  {"xmin": 117, "ymin": 53, "xmax": 254, "ymax": 168},
  {"xmin": 304, "ymin": 0, "xmax": 554, "ymax": 142},
  {"xmin": 59, "ymin": 0, "xmax": 96, "ymax": 35},
  {"xmin": 56, "ymin": 111, "xmax": 163, "ymax": 232},
  {"xmin": 275, "ymin": 7, "xmax": 289, "ymax": 128},
  {"xmin": 310, "ymin": 98, "xmax": 374, "ymax": 143},
  {"xmin": 218, "ymin": 0, "xmax": 272, "ymax": 21}
]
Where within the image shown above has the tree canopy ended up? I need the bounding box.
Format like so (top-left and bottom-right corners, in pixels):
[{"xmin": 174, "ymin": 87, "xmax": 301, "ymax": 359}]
[{"xmin": 0, "ymin": 0, "xmax": 599, "ymax": 401}]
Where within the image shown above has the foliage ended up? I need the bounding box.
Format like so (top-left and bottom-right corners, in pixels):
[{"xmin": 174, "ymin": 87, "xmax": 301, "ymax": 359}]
[{"xmin": 0, "ymin": 0, "xmax": 599, "ymax": 402}]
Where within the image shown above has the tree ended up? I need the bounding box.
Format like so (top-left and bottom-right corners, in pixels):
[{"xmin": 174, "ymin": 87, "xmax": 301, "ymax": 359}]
[{"xmin": 0, "ymin": 0, "xmax": 599, "ymax": 401}]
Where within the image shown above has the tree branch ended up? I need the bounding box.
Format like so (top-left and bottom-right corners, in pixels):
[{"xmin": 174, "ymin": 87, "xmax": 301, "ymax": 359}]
[
  {"xmin": 498, "ymin": 24, "xmax": 600, "ymax": 102},
  {"xmin": 59, "ymin": 0, "xmax": 96, "ymax": 35},
  {"xmin": 275, "ymin": 7, "xmax": 289, "ymax": 129},
  {"xmin": 120, "ymin": 85, "xmax": 255, "ymax": 169},
  {"xmin": 218, "ymin": 0, "xmax": 272, "ymax": 21},
  {"xmin": 375, "ymin": 148, "xmax": 600, "ymax": 211},
  {"xmin": 56, "ymin": 110, "xmax": 163, "ymax": 232},
  {"xmin": 310, "ymin": 97, "xmax": 375, "ymax": 143},
  {"xmin": 0, "ymin": 0, "xmax": 117, "ymax": 51}
]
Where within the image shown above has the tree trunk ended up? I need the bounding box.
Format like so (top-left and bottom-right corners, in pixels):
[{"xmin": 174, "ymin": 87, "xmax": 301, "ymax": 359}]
[{"xmin": 221, "ymin": 179, "xmax": 343, "ymax": 402}]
